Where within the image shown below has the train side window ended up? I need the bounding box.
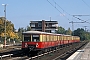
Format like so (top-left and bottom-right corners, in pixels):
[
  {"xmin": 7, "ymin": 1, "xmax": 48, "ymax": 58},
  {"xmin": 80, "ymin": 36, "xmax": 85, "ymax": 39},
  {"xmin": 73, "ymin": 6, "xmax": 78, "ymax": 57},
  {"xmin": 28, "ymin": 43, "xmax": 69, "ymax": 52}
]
[
  {"xmin": 42, "ymin": 34, "xmax": 46, "ymax": 42},
  {"xmin": 49, "ymin": 35, "xmax": 51, "ymax": 41},
  {"xmin": 58, "ymin": 36, "xmax": 59, "ymax": 41},
  {"xmin": 68, "ymin": 36, "xmax": 69, "ymax": 40},
  {"xmin": 45, "ymin": 35, "xmax": 47, "ymax": 42},
  {"xmin": 54, "ymin": 36, "xmax": 56, "ymax": 41},
  {"xmin": 55, "ymin": 36, "xmax": 56, "ymax": 41},
  {"xmin": 40, "ymin": 35, "xmax": 42, "ymax": 42},
  {"xmin": 54, "ymin": 35, "xmax": 55, "ymax": 41},
  {"xmin": 63, "ymin": 36, "xmax": 64, "ymax": 40},
  {"xmin": 47, "ymin": 35, "xmax": 49, "ymax": 41},
  {"xmin": 46, "ymin": 35, "xmax": 47, "ymax": 41},
  {"xmin": 53, "ymin": 35, "xmax": 54, "ymax": 41},
  {"xmin": 24, "ymin": 35, "xmax": 31, "ymax": 42},
  {"xmin": 52, "ymin": 35, "xmax": 54, "ymax": 41},
  {"xmin": 32, "ymin": 35, "xmax": 40, "ymax": 42},
  {"xmin": 51, "ymin": 35, "xmax": 52, "ymax": 41},
  {"xmin": 65, "ymin": 36, "xmax": 66, "ymax": 40},
  {"xmin": 65, "ymin": 36, "xmax": 68, "ymax": 40},
  {"xmin": 61, "ymin": 36, "xmax": 63, "ymax": 40},
  {"xmin": 59, "ymin": 36, "xmax": 60, "ymax": 40},
  {"xmin": 72, "ymin": 36, "xmax": 73, "ymax": 40},
  {"xmin": 56, "ymin": 36, "xmax": 57, "ymax": 41}
]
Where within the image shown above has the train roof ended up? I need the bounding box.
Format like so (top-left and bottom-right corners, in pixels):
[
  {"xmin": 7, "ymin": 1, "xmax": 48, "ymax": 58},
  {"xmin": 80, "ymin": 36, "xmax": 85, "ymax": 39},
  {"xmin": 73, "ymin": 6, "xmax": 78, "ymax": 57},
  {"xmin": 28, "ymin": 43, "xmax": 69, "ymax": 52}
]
[
  {"xmin": 23, "ymin": 31, "xmax": 62, "ymax": 35},
  {"xmin": 64, "ymin": 35, "xmax": 71, "ymax": 36},
  {"xmin": 23, "ymin": 31, "xmax": 45, "ymax": 34},
  {"xmin": 23, "ymin": 31, "xmax": 80, "ymax": 37},
  {"xmin": 22, "ymin": 31, "xmax": 80, "ymax": 37}
]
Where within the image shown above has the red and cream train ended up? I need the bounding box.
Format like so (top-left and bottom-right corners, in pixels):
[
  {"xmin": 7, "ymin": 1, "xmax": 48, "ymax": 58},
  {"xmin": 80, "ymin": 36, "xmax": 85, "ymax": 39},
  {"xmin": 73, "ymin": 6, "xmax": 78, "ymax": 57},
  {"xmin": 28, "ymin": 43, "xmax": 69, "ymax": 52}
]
[{"xmin": 22, "ymin": 31, "xmax": 80, "ymax": 53}]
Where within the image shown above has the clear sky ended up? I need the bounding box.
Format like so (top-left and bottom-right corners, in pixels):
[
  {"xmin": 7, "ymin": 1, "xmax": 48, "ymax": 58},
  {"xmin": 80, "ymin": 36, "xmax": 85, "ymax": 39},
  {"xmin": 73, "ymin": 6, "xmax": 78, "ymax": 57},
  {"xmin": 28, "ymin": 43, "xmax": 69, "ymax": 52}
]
[{"xmin": 0, "ymin": 0, "xmax": 90, "ymax": 31}]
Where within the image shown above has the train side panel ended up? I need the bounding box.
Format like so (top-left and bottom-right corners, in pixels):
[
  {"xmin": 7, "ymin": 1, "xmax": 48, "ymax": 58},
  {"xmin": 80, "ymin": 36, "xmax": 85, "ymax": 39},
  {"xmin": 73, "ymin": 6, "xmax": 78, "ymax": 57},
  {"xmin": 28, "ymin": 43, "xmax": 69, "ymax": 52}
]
[{"xmin": 22, "ymin": 31, "xmax": 80, "ymax": 52}]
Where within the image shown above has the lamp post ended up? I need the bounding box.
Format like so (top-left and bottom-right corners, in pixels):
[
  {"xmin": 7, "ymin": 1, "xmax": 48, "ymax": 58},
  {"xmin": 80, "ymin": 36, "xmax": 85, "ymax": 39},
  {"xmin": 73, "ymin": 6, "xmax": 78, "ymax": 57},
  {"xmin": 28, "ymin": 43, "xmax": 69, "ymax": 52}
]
[{"xmin": 2, "ymin": 4, "xmax": 8, "ymax": 48}]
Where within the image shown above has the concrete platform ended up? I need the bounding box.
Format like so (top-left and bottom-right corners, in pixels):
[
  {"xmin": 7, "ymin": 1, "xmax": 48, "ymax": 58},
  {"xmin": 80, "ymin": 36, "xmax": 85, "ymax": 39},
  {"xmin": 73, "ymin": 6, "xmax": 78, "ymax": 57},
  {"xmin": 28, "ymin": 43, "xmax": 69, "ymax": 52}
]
[
  {"xmin": 67, "ymin": 42, "xmax": 90, "ymax": 60},
  {"xmin": 80, "ymin": 42, "xmax": 90, "ymax": 60}
]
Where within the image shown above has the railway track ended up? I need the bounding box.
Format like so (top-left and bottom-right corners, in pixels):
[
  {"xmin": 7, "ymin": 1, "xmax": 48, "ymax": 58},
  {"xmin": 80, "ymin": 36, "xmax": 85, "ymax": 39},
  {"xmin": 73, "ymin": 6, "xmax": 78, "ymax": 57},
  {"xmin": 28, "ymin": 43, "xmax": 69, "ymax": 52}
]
[
  {"xmin": 0, "ymin": 41, "xmax": 88, "ymax": 60},
  {"xmin": 27, "ymin": 41, "xmax": 88, "ymax": 60},
  {"xmin": 0, "ymin": 43, "xmax": 21, "ymax": 53},
  {"xmin": 0, "ymin": 43, "xmax": 22, "ymax": 60}
]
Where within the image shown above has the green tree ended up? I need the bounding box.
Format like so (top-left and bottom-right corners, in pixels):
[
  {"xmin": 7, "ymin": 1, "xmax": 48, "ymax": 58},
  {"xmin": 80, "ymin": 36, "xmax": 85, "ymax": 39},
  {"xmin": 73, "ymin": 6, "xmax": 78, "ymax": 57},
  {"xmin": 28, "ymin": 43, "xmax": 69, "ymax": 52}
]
[
  {"xmin": 56, "ymin": 26, "xmax": 65, "ymax": 34},
  {"xmin": 74, "ymin": 28, "xmax": 86, "ymax": 41},
  {"xmin": 65, "ymin": 28, "xmax": 72, "ymax": 35},
  {"xmin": 18, "ymin": 27, "xmax": 25, "ymax": 41},
  {"xmin": 26, "ymin": 26, "xmax": 31, "ymax": 31},
  {"xmin": 0, "ymin": 17, "xmax": 5, "ymax": 35},
  {"xmin": 0, "ymin": 17, "xmax": 19, "ymax": 42}
]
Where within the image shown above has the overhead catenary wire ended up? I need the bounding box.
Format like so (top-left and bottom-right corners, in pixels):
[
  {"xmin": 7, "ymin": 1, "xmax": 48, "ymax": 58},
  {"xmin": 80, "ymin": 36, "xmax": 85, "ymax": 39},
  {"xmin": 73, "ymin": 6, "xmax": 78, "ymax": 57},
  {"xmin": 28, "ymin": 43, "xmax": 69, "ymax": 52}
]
[
  {"xmin": 47, "ymin": 0, "xmax": 62, "ymax": 15},
  {"xmin": 51, "ymin": 0, "xmax": 90, "ymax": 24},
  {"xmin": 47, "ymin": 0, "xmax": 90, "ymax": 32},
  {"xmin": 73, "ymin": 16, "xmax": 90, "ymax": 24},
  {"xmin": 82, "ymin": 0, "xmax": 90, "ymax": 9},
  {"xmin": 53, "ymin": 0, "xmax": 71, "ymax": 16},
  {"xmin": 47, "ymin": 0, "xmax": 70, "ymax": 21}
]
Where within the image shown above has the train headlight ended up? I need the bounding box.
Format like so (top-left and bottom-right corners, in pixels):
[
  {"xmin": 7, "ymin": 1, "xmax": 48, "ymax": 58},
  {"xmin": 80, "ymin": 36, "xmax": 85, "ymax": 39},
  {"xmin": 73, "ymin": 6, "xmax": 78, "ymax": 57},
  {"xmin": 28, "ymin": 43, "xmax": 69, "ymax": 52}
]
[
  {"xmin": 36, "ymin": 43, "xmax": 39, "ymax": 47},
  {"xmin": 25, "ymin": 43, "xmax": 28, "ymax": 47}
]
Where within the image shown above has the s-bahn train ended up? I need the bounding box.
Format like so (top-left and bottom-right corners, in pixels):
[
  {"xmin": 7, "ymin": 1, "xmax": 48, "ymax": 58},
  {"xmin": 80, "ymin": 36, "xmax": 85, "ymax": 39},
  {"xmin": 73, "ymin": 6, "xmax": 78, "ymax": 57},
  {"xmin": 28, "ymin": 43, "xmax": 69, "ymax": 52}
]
[{"xmin": 22, "ymin": 31, "xmax": 80, "ymax": 55}]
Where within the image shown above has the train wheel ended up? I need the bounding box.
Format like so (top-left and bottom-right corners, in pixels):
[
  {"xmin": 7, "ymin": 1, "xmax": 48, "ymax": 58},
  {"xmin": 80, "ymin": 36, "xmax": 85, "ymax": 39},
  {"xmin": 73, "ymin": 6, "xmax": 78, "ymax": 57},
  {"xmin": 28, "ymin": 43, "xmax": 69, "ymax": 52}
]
[
  {"xmin": 47, "ymin": 48, "xmax": 50, "ymax": 52},
  {"xmin": 56, "ymin": 47, "xmax": 58, "ymax": 50},
  {"xmin": 37, "ymin": 51, "xmax": 42, "ymax": 55},
  {"xmin": 44, "ymin": 49, "xmax": 48, "ymax": 53},
  {"xmin": 49, "ymin": 48, "xmax": 52, "ymax": 51},
  {"xmin": 27, "ymin": 53, "xmax": 31, "ymax": 57},
  {"xmin": 57, "ymin": 46, "xmax": 59, "ymax": 49}
]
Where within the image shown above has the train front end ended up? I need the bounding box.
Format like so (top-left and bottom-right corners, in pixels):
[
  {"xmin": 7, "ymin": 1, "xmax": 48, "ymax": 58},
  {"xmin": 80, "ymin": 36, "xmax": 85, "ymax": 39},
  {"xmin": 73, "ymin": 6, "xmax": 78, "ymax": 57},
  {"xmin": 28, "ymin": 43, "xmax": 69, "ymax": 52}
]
[{"xmin": 22, "ymin": 31, "xmax": 41, "ymax": 52}]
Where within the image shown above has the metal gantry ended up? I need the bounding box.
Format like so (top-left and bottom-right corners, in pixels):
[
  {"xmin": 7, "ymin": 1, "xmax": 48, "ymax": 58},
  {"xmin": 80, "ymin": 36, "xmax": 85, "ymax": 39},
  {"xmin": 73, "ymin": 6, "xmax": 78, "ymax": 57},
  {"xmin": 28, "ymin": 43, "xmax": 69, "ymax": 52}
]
[
  {"xmin": 70, "ymin": 15, "xmax": 90, "ymax": 35},
  {"xmin": 69, "ymin": 21, "xmax": 85, "ymax": 35}
]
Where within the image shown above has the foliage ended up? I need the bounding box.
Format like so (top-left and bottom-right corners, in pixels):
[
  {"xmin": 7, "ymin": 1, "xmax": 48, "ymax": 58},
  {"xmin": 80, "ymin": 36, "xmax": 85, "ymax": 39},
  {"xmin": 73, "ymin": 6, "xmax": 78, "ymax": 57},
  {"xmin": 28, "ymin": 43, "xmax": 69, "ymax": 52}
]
[
  {"xmin": 56, "ymin": 26, "xmax": 65, "ymax": 34},
  {"xmin": 56, "ymin": 26, "xmax": 90, "ymax": 41},
  {"xmin": 1, "ymin": 16, "xmax": 89, "ymax": 41},
  {"xmin": 73, "ymin": 28, "xmax": 85, "ymax": 40},
  {"xmin": 73, "ymin": 28, "xmax": 90, "ymax": 41},
  {"xmin": 0, "ymin": 17, "xmax": 5, "ymax": 35},
  {"xmin": 18, "ymin": 27, "xmax": 25, "ymax": 41},
  {"xmin": 65, "ymin": 28, "xmax": 72, "ymax": 35},
  {"xmin": 17, "ymin": 26, "xmax": 31, "ymax": 41},
  {"xmin": 26, "ymin": 26, "xmax": 31, "ymax": 31},
  {"xmin": 56, "ymin": 26, "xmax": 72, "ymax": 35},
  {"xmin": 0, "ymin": 17, "xmax": 19, "ymax": 41}
]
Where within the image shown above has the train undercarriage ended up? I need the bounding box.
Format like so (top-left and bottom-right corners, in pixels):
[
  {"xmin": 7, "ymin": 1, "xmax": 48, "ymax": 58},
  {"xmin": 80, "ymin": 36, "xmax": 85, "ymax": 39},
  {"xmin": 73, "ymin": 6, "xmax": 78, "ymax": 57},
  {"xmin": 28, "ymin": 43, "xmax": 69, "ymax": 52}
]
[{"xmin": 22, "ymin": 42, "xmax": 77, "ymax": 57}]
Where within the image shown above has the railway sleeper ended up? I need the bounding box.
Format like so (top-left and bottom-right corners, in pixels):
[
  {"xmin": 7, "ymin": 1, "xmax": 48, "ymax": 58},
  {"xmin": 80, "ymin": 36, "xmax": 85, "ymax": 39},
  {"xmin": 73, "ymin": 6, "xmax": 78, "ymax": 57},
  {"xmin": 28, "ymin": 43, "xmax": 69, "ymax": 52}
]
[
  {"xmin": 26, "ymin": 42, "xmax": 83, "ymax": 57},
  {"xmin": 28, "ymin": 42, "xmax": 87, "ymax": 60}
]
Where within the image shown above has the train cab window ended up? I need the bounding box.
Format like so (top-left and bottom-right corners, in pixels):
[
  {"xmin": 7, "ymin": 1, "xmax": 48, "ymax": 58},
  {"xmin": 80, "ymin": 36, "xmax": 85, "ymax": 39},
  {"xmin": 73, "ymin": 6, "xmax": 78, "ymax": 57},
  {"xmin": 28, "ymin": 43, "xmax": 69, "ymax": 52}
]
[
  {"xmin": 32, "ymin": 35, "xmax": 40, "ymax": 42},
  {"xmin": 24, "ymin": 35, "xmax": 31, "ymax": 42}
]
